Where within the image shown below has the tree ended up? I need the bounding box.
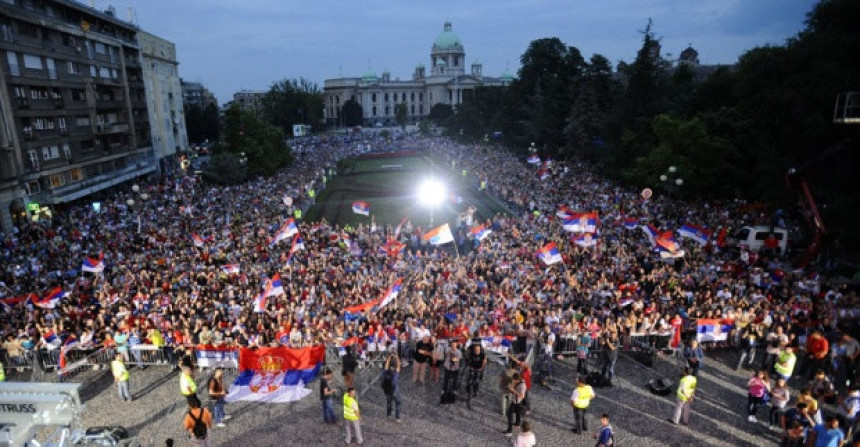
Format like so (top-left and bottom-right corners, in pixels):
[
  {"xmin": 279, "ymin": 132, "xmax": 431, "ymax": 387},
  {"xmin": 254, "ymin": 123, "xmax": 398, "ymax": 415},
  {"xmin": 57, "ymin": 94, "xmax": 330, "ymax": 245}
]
[
  {"xmin": 394, "ymin": 102, "xmax": 408, "ymax": 129},
  {"xmin": 427, "ymin": 103, "xmax": 453, "ymax": 124},
  {"xmin": 218, "ymin": 104, "xmax": 292, "ymax": 180},
  {"xmin": 184, "ymin": 103, "xmax": 220, "ymax": 144},
  {"xmin": 341, "ymin": 99, "xmax": 363, "ymax": 127},
  {"xmin": 260, "ymin": 78, "xmax": 323, "ymax": 134}
]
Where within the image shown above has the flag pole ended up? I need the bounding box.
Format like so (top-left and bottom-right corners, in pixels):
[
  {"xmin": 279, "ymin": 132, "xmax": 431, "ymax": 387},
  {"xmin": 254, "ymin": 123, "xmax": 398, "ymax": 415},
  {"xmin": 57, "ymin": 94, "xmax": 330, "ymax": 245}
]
[{"xmin": 452, "ymin": 240, "xmax": 460, "ymax": 259}]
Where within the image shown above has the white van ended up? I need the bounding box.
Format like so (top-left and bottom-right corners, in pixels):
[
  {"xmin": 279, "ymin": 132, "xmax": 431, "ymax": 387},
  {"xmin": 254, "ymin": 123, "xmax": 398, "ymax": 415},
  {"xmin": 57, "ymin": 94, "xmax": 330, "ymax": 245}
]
[{"xmin": 732, "ymin": 226, "xmax": 788, "ymax": 255}]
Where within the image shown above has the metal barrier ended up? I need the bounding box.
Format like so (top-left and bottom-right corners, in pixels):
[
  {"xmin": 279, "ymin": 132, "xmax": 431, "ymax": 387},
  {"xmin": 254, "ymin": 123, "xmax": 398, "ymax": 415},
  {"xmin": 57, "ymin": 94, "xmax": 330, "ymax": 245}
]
[{"xmin": 0, "ymin": 349, "xmax": 33, "ymax": 371}]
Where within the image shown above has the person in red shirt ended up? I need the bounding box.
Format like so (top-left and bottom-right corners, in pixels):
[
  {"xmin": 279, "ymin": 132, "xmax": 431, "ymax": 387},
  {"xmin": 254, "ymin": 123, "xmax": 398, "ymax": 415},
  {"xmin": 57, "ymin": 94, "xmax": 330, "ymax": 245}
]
[{"xmin": 804, "ymin": 331, "xmax": 830, "ymax": 380}]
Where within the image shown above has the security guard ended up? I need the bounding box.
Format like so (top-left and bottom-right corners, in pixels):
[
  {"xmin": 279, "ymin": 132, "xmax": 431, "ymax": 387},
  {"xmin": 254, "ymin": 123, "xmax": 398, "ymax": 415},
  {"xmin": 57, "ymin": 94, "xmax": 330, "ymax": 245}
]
[
  {"xmin": 111, "ymin": 353, "xmax": 131, "ymax": 401},
  {"xmin": 670, "ymin": 367, "xmax": 697, "ymax": 425},
  {"xmin": 180, "ymin": 365, "xmax": 198, "ymax": 404},
  {"xmin": 570, "ymin": 375, "xmax": 595, "ymax": 433}
]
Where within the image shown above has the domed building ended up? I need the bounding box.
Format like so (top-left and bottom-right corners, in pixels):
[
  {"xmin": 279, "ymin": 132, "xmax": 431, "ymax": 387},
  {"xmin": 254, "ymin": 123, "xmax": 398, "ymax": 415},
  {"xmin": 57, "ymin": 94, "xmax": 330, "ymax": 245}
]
[{"xmin": 323, "ymin": 22, "xmax": 514, "ymax": 127}]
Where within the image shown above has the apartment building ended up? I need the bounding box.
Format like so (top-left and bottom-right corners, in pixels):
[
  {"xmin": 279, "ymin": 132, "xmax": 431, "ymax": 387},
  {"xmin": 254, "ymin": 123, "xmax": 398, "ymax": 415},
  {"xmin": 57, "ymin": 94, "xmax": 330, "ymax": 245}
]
[{"xmin": 0, "ymin": 0, "xmax": 153, "ymax": 231}]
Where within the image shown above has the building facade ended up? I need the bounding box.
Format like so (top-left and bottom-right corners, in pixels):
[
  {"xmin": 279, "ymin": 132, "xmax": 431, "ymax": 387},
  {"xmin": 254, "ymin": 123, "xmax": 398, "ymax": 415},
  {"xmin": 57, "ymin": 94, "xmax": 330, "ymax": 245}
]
[
  {"xmin": 0, "ymin": 0, "xmax": 154, "ymax": 232},
  {"xmin": 139, "ymin": 30, "xmax": 187, "ymax": 173},
  {"xmin": 180, "ymin": 78, "xmax": 217, "ymax": 109},
  {"xmin": 323, "ymin": 22, "xmax": 514, "ymax": 127}
]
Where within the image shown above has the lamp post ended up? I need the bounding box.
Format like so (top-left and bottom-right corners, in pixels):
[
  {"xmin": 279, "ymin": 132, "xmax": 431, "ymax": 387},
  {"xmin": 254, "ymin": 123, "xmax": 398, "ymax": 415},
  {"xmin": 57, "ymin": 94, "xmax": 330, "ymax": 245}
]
[
  {"xmin": 659, "ymin": 166, "xmax": 684, "ymax": 197},
  {"xmin": 126, "ymin": 184, "xmax": 149, "ymax": 234}
]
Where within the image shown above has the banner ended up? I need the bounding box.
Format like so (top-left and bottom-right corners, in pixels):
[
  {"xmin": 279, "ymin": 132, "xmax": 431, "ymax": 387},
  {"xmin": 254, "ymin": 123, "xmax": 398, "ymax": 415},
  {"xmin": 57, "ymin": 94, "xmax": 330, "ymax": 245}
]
[
  {"xmin": 195, "ymin": 345, "xmax": 239, "ymax": 368},
  {"xmin": 696, "ymin": 318, "xmax": 734, "ymax": 343},
  {"xmin": 227, "ymin": 345, "xmax": 325, "ymax": 403}
]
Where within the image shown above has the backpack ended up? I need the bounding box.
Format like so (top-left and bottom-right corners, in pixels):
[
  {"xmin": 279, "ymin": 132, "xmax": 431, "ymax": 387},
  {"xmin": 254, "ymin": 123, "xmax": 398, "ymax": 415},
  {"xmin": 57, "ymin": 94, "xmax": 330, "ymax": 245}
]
[
  {"xmin": 380, "ymin": 370, "xmax": 394, "ymax": 395},
  {"xmin": 188, "ymin": 409, "xmax": 207, "ymax": 439}
]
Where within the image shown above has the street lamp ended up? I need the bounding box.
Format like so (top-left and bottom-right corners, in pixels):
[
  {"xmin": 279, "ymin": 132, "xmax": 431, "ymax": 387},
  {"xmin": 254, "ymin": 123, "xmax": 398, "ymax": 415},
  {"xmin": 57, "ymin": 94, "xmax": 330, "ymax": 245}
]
[
  {"xmin": 418, "ymin": 178, "xmax": 446, "ymax": 226},
  {"xmin": 660, "ymin": 166, "xmax": 684, "ymax": 196},
  {"xmin": 127, "ymin": 184, "xmax": 148, "ymax": 233}
]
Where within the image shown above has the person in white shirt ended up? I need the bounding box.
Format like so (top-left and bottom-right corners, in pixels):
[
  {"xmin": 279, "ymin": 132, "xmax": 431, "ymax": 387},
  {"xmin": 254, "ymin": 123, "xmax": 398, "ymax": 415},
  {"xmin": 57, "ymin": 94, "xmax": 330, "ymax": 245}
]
[{"xmin": 513, "ymin": 420, "xmax": 536, "ymax": 447}]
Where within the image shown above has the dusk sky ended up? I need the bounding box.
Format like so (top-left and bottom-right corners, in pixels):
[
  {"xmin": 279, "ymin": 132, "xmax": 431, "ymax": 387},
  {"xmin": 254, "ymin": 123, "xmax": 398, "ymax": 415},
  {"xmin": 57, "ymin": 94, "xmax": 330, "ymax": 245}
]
[{"xmin": 113, "ymin": 0, "xmax": 819, "ymax": 105}]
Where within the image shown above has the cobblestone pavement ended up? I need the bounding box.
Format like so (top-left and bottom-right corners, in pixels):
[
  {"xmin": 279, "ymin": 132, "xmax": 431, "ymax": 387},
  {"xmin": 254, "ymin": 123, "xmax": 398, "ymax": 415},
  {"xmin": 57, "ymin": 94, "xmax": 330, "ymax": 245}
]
[{"xmin": 25, "ymin": 349, "xmax": 793, "ymax": 447}]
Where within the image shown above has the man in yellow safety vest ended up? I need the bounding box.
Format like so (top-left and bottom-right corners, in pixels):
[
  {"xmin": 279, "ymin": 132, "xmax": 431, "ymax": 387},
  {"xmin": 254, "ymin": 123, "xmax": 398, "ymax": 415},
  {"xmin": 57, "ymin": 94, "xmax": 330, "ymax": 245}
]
[
  {"xmin": 670, "ymin": 367, "xmax": 697, "ymax": 425},
  {"xmin": 180, "ymin": 364, "xmax": 198, "ymax": 404},
  {"xmin": 570, "ymin": 375, "xmax": 595, "ymax": 434},
  {"xmin": 343, "ymin": 387, "xmax": 363, "ymax": 445},
  {"xmin": 111, "ymin": 353, "xmax": 131, "ymax": 402}
]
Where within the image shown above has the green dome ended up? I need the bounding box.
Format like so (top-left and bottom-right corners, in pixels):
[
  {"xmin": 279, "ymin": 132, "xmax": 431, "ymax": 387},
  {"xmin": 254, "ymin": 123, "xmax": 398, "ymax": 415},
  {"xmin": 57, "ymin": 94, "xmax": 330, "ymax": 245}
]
[
  {"xmin": 433, "ymin": 21, "xmax": 462, "ymax": 51},
  {"xmin": 500, "ymin": 69, "xmax": 515, "ymax": 80},
  {"xmin": 362, "ymin": 69, "xmax": 378, "ymax": 81}
]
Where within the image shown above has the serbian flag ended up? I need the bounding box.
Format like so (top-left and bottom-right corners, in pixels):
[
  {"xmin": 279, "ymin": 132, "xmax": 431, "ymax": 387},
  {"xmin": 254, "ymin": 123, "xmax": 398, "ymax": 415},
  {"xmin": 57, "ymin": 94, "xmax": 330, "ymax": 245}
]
[
  {"xmin": 343, "ymin": 299, "xmax": 378, "ymax": 321},
  {"xmin": 538, "ymin": 170, "xmax": 550, "ymax": 181},
  {"xmin": 376, "ymin": 278, "xmax": 403, "ymax": 311},
  {"xmin": 81, "ymin": 253, "xmax": 105, "ymax": 273},
  {"xmin": 289, "ymin": 234, "xmax": 305, "ymax": 255},
  {"xmin": 253, "ymin": 293, "xmax": 267, "ymax": 313},
  {"xmin": 641, "ymin": 224, "xmax": 659, "ymax": 247},
  {"xmin": 527, "ymin": 154, "xmax": 541, "ymax": 165},
  {"xmin": 226, "ymin": 345, "xmax": 325, "ymax": 403},
  {"xmin": 572, "ymin": 233, "xmax": 598, "ymax": 248},
  {"xmin": 656, "ymin": 232, "xmax": 685, "ymax": 258},
  {"xmin": 563, "ymin": 212, "xmax": 598, "ymax": 233},
  {"xmin": 352, "ymin": 201, "xmax": 370, "ymax": 216},
  {"xmin": 556, "ymin": 206, "xmax": 575, "ymax": 219},
  {"xmin": 696, "ymin": 318, "xmax": 734, "ymax": 343},
  {"xmin": 33, "ymin": 287, "xmax": 66, "ymax": 309},
  {"xmin": 192, "ymin": 233, "xmax": 206, "ymax": 248},
  {"xmin": 265, "ymin": 274, "xmax": 285, "ymax": 297},
  {"xmin": 422, "ymin": 223, "xmax": 454, "ymax": 245},
  {"xmin": 58, "ymin": 337, "xmax": 79, "ymax": 370},
  {"xmin": 382, "ymin": 239, "xmax": 406, "ymax": 257},
  {"xmin": 222, "ymin": 264, "xmax": 240, "ymax": 275},
  {"xmin": 678, "ymin": 224, "xmax": 711, "ymax": 246},
  {"xmin": 394, "ymin": 216, "xmax": 408, "ymax": 237},
  {"xmin": 471, "ymin": 224, "xmax": 492, "ymax": 242},
  {"xmin": 42, "ymin": 330, "xmax": 59, "ymax": 346},
  {"xmin": 623, "ymin": 217, "xmax": 639, "ymax": 231},
  {"xmin": 536, "ymin": 242, "xmax": 563, "ymax": 265},
  {"xmin": 270, "ymin": 218, "xmax": 298, "ymax": 246}
]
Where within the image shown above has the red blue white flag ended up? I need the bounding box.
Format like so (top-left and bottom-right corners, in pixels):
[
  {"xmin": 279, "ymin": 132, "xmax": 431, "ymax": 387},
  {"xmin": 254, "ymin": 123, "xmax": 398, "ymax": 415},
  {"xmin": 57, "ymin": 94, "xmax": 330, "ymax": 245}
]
[
  {"xmin": 536, "ymin": 242, "xmax": 563, "ymax": 265},
  {"xmin": 470, "ymin": 224, "xmax": 492, "ymax": 242},
  {"xmin": 270, "ymin": 218, "xmax": 298, "ymax": 246},
  {"xmin": 226, "ymin": 346, "xmax": 325, "ymax": 403},
  {"xmin": 81, "ymin": 252, "xmax": 104, "ymax": 273},
  {"xmin": 422, "ymin": 223, "xmax": 454, "ymax": 245},
  {"xmin": 352, "ymin": 201, "xmax": 370, "ymax": 216}
]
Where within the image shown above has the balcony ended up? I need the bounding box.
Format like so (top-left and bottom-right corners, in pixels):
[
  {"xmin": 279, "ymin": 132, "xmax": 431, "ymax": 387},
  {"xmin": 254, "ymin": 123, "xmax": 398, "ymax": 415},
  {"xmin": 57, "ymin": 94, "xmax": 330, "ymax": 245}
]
[
  {"xmin": 16, "ymin": 98, "xmax": 30, "ymax": 109},
  {"xmin": 95, "ymin": 123, "xmax": 130, "ymax": 134},
  {"xmin": 22, "ymin": 128, "xmax": 36, "ymax": 141},
  {"xmin": 53, "ymin": 98, "xmax": 65, "ymax": 108}
]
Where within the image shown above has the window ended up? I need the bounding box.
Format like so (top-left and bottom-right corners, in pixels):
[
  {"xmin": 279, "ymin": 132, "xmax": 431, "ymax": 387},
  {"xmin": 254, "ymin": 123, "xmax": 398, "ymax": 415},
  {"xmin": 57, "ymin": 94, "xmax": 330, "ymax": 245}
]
[
  {"xmin": 69, "ymin": 168, "xmax": 84, "ymax": 181},
  {"xmin": 62, "ymin": 143, "xmax": 71, "ymax": 159},
  {"xmin": 85, "ymin": 41, "xmax": 93, "ymax": 59},
  {"xmin": 411, "ymin": 92, "xmax": 415, "ymax": 101},
  {"xmin": 99, "ymin": 67, "xmax": 109, "ymax": 78},
  {"xmin": 67, "ymin": 60, "xmax": 80, "ymax": 75},
  {"xmin": 372, "ymin": 106, "xmax": 376, "ymax": 116},
  {"xmin": 45, "ymin": 57, "xmax": 56, "ymax": 79},
  {"xmin": 49, "ymin": 173, "xmax": 66, "ymax": 188},
  {"xmin": 94, "ymin": 42, "xmax": 106, "ymax": 54},
  {"xmin": 372, "ymin": 93, "xmax": 376, "ymax": 102},
  {"xmin": 109, "ymin": 47, "xmax": 117, "ymax": 63},
  {"xmin": 453, "ymin": 56, "xmax": 458, "ymax": 66},
  {"xmin": 42, "ymin": 145, "xmax": 60, "ymax": 160},
  {"xmin": 13, "ymin": 85, "xmax": 26, "ymax": 98},
  {"xmin": 58, "ymin": 117, "xmax": 66, "ymax": 131},
  {"xmin": 384, "ymin": 93, "xmax": 389, "ymax": 102},
  {"xmin": 27, "ymin": 150, "xmax": 39, "ymax": 170},
  {"xmin": 90, "ymin": 65, "xmax": 97, "ymax": 77},
  {"xmin": 22, "ymin": 54, "xmax": 42, "ymax": 69},
  {"xmin": 71, "ymin": 89, "xmax": 86, "ymax": 101},
  {"xmin": 75, "ymin": 116, "xmax": 90, "ymax": 127},
  {"xmin": 419, "ymin": 93, "xmax": 424, "ymax": 101},
  {"xmin": 6, "ymin": 51, "xmax": 19, "ymax": 76},
  {"xmin": 1, "ymin": 24, "xmax": 13, "ymax": 42},
  {"xmin": 30, "ymin": 87, "xmax": 47, "ymax": 99}
]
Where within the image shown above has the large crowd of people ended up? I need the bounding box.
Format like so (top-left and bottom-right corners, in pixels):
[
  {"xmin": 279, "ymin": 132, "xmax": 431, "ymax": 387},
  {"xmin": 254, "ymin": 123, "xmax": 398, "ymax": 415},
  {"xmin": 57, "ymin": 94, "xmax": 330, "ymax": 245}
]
[{"xmin": 0, "ymin": 134, "xmax": 858, "ymax": 446}]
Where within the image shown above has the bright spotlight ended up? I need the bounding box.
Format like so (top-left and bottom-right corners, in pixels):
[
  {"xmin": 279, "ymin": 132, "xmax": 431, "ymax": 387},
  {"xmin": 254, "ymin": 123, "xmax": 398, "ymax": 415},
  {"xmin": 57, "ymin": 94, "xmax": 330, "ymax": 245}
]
[{"xmin": 418, "ymin": 179, "xmax": 446, "ymax": 207}]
